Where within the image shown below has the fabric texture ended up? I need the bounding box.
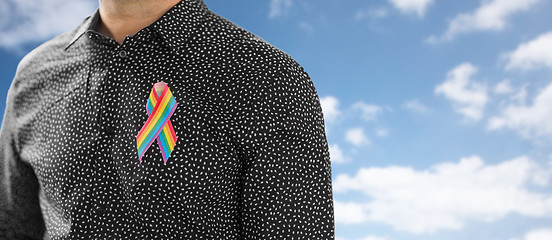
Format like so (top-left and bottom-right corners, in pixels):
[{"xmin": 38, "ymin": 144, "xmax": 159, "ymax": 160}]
[{"xmin": 0, "ymin": 0, "xmax": 335, "ymax": 239}]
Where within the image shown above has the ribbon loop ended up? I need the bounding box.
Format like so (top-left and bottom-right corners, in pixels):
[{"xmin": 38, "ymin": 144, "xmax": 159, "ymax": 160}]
[{"xmin": 136, "ymin": 82, "xmax": 178, "ymax": 164}]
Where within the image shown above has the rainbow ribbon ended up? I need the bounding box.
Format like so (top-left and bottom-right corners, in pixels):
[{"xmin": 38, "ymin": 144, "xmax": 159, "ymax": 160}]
[{"xmin": 136, "ymin": 82, "xmax": 178, "ymax": 164}]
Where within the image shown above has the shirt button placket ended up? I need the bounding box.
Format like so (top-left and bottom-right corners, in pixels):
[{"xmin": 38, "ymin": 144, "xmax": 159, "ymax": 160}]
[
  {"xmin": 105, "ymin": 124, "xmax": 116, "ymax": 137},
  {"xmin": 91, "ymin": 43, "xmax": 125, "ymax": 237},
  {"xmin": 96, "ymin": 203, "xmax": 107, "ymax": 215}
]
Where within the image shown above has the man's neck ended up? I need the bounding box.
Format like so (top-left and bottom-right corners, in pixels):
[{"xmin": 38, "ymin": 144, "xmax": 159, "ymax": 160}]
[{"xmin": 98, "ymin": 0, "xmax": 182, "ymax": 45}]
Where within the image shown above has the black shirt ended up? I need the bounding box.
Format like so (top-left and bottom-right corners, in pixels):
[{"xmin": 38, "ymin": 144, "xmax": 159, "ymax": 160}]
[{"xmin": 0, "ymin": 0, "xmax": 335, "ymax": 239}]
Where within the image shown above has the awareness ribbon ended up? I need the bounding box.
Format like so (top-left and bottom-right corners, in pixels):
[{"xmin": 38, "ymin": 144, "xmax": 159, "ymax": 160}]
[{"xmin": 136, "ymin": 82, "xmax": 178, "ymax": 164}]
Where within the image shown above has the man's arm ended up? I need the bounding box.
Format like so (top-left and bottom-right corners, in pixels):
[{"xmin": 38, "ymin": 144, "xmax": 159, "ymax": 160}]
[
  {"xmin": 0, "ymin": 63, "xmax": 46, "ymax": 239},
  {"xmin": 239, "ymin": 64, "xmax": 335, "ymax": 239}
]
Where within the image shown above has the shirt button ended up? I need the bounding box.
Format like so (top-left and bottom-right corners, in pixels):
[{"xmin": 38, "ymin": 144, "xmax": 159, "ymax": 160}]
[
  {"xmin": 118, "ymin": 50, "xmax": 127, "ymax": 58},
  {"xmin": 105, "ymin": 125, "xmax": 115, "ymax": 136},
  {"xmin": 96, "ymin": 204, "xmax": 107, "ymax": 214}
]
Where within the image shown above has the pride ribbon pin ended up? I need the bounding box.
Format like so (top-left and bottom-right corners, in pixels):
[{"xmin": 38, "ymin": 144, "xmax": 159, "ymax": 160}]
[{"xmin": 136, "ymin": 81, "xmax": 178, "ymax": 164}]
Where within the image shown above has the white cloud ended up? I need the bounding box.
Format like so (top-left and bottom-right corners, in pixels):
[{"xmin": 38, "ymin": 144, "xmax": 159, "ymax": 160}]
[
  {"xmin": 505, "ymin": 31, "xmax": 552, "ymax": 71},
  {"xmin": 488, "ymin": 81, "xmax": 552, "ymax": 141},
  {"xmin": 388, "ymin": 0, "xmax": 434, "ymax": 17},
  {"xmin": 0, "ymin": 0, "xmax": 96, "ymax": 51},
  {"xmin": 494, "ymin": 79, "xmax": 515, "ymax": 95},
  {"xmin": 333, "ymin": 155, "xmax": 552, "ymax": 234},
  {"xmin": 320, "ymin": 96, "xmax": 341, "ymax": 124},
  {"xmin": 352, "ymin": 102, "xmax": 383, "ymax": 121},
  {"xmin": 269, "ymin": 0, "xmax": 293, "ymax": 18},
  {"xmin": 403, "ymin": 99, "xmax": 429, "ymax": 113},
  {"xmin": 510, "ymin": 228, "xmax": 552, "ymax": 240},
  {"xmin": 345, "ymin": 127, "xmax": 371, "ymax": 146},
  {"xmin": 329, "ymin": 143, "xmax": 349, "ymax": 164},
  {"xmin": 435, "ymin": 63, "xmax": 489, "ymax": 121},
  {"xmin": 334, "ymin": 200, "xmax": 370, "ymax": 224},
  {"xmin": 511, "ymin": 83, "xmax": 529, "ymax": 104},
  {"xmin": 427, "ymin": 0, "xmax": 542, "ymax": 43}
]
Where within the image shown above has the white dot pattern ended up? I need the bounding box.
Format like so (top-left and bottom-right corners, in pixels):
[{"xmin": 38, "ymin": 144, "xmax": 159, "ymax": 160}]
[{"xmin": 0, "ymin": 0, "xmax": 335, "ymax": 239}]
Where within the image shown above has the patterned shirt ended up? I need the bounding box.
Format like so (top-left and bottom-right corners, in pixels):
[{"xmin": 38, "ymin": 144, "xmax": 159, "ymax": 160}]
[{"xmin": 0, "ymin": 0, "xmax": 335, "ymax": 239}]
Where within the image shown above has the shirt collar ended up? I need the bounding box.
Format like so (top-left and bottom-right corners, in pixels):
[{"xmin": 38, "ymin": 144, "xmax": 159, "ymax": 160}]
[
  {"xmin": 63, "ymin": 8, "xmax": 100, "ymax": 51},
  {"xmin": 64, "ymin": 0, "xmax": 208, "ymax": 52}
]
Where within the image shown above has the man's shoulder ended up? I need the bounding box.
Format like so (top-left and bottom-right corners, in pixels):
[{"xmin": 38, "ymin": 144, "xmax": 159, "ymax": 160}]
[
  {"xmin": 6, "ymin": 15, "xmax": 91, "ymax": 120},
  {"xmin": 198, "ymin": 10, "xmax": 307, "ymax": 79},
  {"xmin": 15, "ymin": 15, "xmax": 90, "ymax": 84},
  {"xmin": 197, "ymin": 11, "xmax": 320, "ymax": 119}
]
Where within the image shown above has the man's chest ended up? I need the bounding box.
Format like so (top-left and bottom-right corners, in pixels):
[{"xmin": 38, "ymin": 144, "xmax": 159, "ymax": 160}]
[{"xmin": 19, "ymin": 55, "xmax": 254, "ymax": 227}]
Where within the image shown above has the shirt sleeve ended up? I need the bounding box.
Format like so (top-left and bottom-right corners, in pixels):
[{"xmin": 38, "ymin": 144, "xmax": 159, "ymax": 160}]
[
  {"xmin": 239, "ymin": 64, "xmax": 335, "ymax": 239},
  {"xmin": 0, "ymin": 63, "xmax": 46, "ymax": 240}
]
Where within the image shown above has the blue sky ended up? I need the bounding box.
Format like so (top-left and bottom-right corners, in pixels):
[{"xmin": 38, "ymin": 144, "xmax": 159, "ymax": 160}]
[{"xmin": 2, "ymin": 0, "xmax": 552, "ymax": 239}]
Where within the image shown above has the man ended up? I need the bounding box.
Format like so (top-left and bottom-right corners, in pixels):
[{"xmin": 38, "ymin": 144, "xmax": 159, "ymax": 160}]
[{"xmin": 0, "ymin": 0, "xmax": 335, "ymax": 239}]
